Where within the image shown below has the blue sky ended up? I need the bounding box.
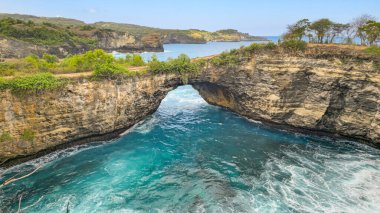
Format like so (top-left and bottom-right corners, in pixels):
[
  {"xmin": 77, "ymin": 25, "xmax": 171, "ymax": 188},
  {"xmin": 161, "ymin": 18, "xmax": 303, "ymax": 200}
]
[{"xmin": 0, "ymin": 0, "xmax": 379, "ymax": 35}]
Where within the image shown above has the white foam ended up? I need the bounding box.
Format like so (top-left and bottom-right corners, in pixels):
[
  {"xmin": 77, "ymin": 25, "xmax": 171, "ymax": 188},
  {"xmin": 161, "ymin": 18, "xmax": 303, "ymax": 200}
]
[{"xmin": 0, "ymin": 140, "xmax": 111, "ymax": 176}]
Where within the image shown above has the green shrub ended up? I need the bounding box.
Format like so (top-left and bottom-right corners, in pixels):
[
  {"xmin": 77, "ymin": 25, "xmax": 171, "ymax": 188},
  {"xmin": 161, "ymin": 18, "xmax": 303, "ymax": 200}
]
[
  {"xmin": 0, "ymin": 17, "xmax": 97, "ymax": 47},
  {"xmin": 280, "ymin": 40, "xmax": 307, "ymax": 52},
  {"xmin": 0, "ymin": 62, "xmax": 16, "ymax": 76},
  {"xmin": 363, "ymin": 47, "xmax": 380, "ymax": 69},
  {"xmin": 93, "ymin": 62, "xmax": 131, "ymax": 78},
  {"xmin": 0, "ymin": 77, "xmax": 8, "ymax": 89},
  {"xmin": 0, "ymin": 73, "xmax": 65, "ymax": 91},
  {"xmin": 62, "ymin": 49, "xmax": 115, "ymax": 72},
  {"xmin": 125, "ymin": 54, "xmax": 146, "ymax": 66},
  {"xmin": 210, "ymin": 51, "xmax": 241, "ymax": 66},
  {"xmin": 147, "ymin": 54, "xmax": 198, "ymax": 74},
  {"xmin": 21, "ymin": 129, "xmax": 35, "ymax": 141},
  {"xmin": 80, "ymin": 25, "xmax": 96, "ymax": 31},
  {"xmin": 0, "ymin": 132, "xmax": 12, "ymax": 142},
  {"xmin": 363, "ymin": 46, "xmax": 380, "ymax": 57},
  {"xmin": 42, "ymin": 54, "xmax": 59, "ymax": 64},
  {"xmin": 24, "ymin": 54, "xmax": 51, "ymax": 71}
]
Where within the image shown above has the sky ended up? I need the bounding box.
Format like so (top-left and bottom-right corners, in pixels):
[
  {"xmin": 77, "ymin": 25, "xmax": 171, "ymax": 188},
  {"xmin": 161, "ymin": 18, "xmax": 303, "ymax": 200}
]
[{"xmin": 0, "ymin": 0, "xmax": 379, "ymax": 36}]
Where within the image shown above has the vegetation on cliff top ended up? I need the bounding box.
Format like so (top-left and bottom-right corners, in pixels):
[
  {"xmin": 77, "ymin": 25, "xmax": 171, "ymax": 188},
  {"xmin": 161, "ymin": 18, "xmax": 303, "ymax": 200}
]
[
  {"xmin": 0, "ymin": 17, "xmax": 96, "ymax": 46},
  {"xmin": 209, "ymin": 42, "xmax": 278, "ymax": 67},
  {"xmin": 282, "ymin": 15, "xmax": 380, "ymax": 46},
  {"xmin": 0, "ymin": 49, "xmax": 201, "ymax": 90},
  {"xmin": 0, "ymin": 73, "xmax": 66, "ymax": 92},
  {"xmin": 0, "ymin": 13, "xmax": 266, "ymax": 52}
]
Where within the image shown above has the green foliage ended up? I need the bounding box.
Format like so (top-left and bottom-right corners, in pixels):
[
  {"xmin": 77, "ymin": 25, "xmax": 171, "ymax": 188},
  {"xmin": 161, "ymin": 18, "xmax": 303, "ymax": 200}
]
[
  {"xmin": 309, "ymin": 19, "xmax": 334, "ymax": 43},
  {"xmin": 0, "ymin": 73, "xmax": 65, "ymax": 91},
  {"xmin": 280, "ymin": 40, "xmax": 307, "ymax": 52},
  {"xmin": 0, "ymin": 17, "xmax": 97, "ymax": 47},
  {"xmin": 210, "ymin": 51, "xmax": 241, "ymax": 66},
  {"xmin": 147, "ymin": 54, "xmax": 199, "ymax": 74},
  {"xmin": 209, "ymin": 42, "xmax": 277, "ymax": 67},
  {"xmin": 0, "ymin": 77, "xmax": 7, "ymax": 90},
  {"xmin": 80, "ymin": 25, "xmax": 96, "ymax": 31},
  {"xmin": 244, "ymin": 42, "xmax": 276, "ymax": 54},
  {"xmin": 21, "ymin": 129, "xmax": 35, "ymax": 141},
  {"xmin": 42, "ymin": 54, "xmax": 59, "ymax": 64},
  {"xmin": 0, "ymin": 62, "xmax": 16, "ymax": 76},
  {"xmin": 0, "ymin": 132, "xmax": 12, "ymax": 143},
  {"xmin": 124, "ymin": 54, "xmax": 146, "ymax": 66},
  {"xmin": 216, "ymin": 29, "xmax": 239, "ymax": 35},
  {"xmin": 93, "ymin": 63, "xmax": 131, "ymax": 78},
  {"xmin": 283, "ymin": 18, "xmax": 351, "ymax": 44},
  {"xmin": 24, "ymin": 54, "xmax": 51, "ymax": 71},
  {"xmin": 62, "ymin": 49, "xmax": 115, "ymax": 72},
  {"xmin": 284, "ymin": 19, "xmax": 311, "ymax": 41},
  {"xmin": 364, "ymin": 46, "xmax": 380, "ymax": 57},
  {"xmin": 359, "ymin": 21, "xmax": 380, "ymax": 46},
  {"xmin": 364, "ymin": 46, "xmax": 380, "ymax": 69}
]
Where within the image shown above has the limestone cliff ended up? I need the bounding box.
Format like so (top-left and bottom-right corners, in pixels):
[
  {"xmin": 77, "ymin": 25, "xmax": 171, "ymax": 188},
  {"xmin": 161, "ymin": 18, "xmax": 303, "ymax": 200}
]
[
  {"xmin": 1, "ymin": 45, "xmax": 379, "ymax": 166},
  {"xmin": 0, "ymin": 74, "xmax": 180, "ymax": 164},
  {"xmin": 93, "ymin": 30, "xmax": 163, "ymax": 52},
  {"xmin": 0, "ymin": 37, "xmax": 88, "ymax": 58},
  {"xmin": 191, "ymin": 45, "xmax": 380, "ymax": 148},
  {"xmin": 0, "ymin": 29, "xmax": 163, "ymax": 58}
]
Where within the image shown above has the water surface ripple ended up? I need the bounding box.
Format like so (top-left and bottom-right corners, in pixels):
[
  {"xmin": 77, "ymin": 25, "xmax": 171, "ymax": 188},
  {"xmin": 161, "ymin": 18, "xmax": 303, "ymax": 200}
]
[{"xmin": 1, "ymin": 86, "xmax": 380, "ymax": 212}]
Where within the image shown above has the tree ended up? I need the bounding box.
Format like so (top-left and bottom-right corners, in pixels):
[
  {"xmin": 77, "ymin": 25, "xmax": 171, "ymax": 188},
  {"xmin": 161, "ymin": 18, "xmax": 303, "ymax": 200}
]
[
  {"xmin": 351, "ymin": 14, "xmax": 377, "ymax": 45},
  {"xmin": 283, "ymin": 19, "xmax": 311, "ymax": 41},
  {"xmin": 329, "ymin": 23, "xmax": 350, "ymax": 43},
  {"xmin": 310, "ymin": 19, "xmax": 334, "ymax": 43},
  {"xmin": 359, "ymin": 21, "xmax": 380, "ymax": 45},
  {"xmin": 342, "ymin": 24, "xmax": 356, "ymax": 44}
]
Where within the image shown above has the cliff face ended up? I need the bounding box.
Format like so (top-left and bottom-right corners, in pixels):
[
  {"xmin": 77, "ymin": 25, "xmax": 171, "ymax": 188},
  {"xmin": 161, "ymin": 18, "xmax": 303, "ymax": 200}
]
[
  {"xmin": 0, "ymin": 74, "xmax": 180, "ymax": 164},
  {"xmin": 191, "ymin": 46, "xmax": 380, "ymax": 148},
  {"xmin": 1, "ymin": 45, "xmax": 379, "ymax": 165},
  {"xmin": 163, "ymin": 33, "xmax": 207, "ymax": 44},
  {"xmin": 93, "ymin": 31, "xmax": 163, "ymax": 52},
  {"xmin": 0, "ymin": 37, "xmax": 88, "ymax": 58},
  {"xmin": 0, "ymin": 31, "xmax": 163, "ymax": 58}
]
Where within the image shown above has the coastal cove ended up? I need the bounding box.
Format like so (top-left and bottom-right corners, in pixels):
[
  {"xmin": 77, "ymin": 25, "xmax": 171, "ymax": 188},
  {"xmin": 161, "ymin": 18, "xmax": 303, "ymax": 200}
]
[
  {"xmin": 0, "ymin": 41, "xmax": 380, "ymax": 212},
  {"xmin": 1, "ymin": 85, "xmax": 379, "ymax": 212}
]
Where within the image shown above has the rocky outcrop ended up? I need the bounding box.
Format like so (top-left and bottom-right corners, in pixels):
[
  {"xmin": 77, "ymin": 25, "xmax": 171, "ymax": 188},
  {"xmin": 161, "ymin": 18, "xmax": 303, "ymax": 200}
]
[
  {"xmin": 0, "ymin": 74, "xmax": 180, "ymax": 165},
  {"xmin": 0, "ymin": 31, "xmax": 163, "ymax": 58},
  {"xmin": 0, "ymin": 37, "xmax": 88, "ymax": 58},
  {"xmin": 1, "ymin": 45, "xmax": 379, "ymax": 166},
  {"xmin": 94, "ymin": 30, "xmax": 163, "ymax": 52},
  {"xmin": 191, "ymin": 45, "xmax": 380, "ymax": 148},
  {"xmin": 163, "ymin": 33, "xmax": 207, "ymax": 44}
]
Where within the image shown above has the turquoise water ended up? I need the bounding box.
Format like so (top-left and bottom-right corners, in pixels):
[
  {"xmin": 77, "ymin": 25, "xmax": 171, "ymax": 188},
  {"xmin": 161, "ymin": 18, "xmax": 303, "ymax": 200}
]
[
  {"xmin": 114, "ymin": 41, "xmax": 269, "ymax": 61},
  {"xmin": 0, "ymin": 86, "xmax": 379, "ymax": 212},
  {"xmin": 1, "ymin": 41, "xmax": 380, "ymax": 212}
]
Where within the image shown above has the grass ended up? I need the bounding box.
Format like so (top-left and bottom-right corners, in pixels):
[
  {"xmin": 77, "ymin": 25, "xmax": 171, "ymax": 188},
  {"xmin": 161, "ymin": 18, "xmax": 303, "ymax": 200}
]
[
  {"xmin": 363, "ymin": 46, "xmax": 380, "ymax": 57},
  {"xmin": 0, "ymin": 50, "xmax": 200, "ymax": 91},
  {"xmin": 0, "ymin": 132, "xmax": 12, "ymax": 143},
  {"xmin": 280, "ymin": 40, "xmax": 307, "ymax": 52},
  {"xmin": 209, "ymin": 42, "xmax": 277, "ymax": 67},
  {"xmin": 363, "ymin": 46, "xmax": 380, "ymax": 70},
  {"xmin": 21, "ymin": 129, "xmax": 35, "ymax": 141},
  {"xmin": 0, "ymin": 17, "xmax": 96, "ymax": 46},
  {"xmin": 147, "ymin": 54, "xmax": 199, "ymax": 74},
  {"xmin": 0, "ymin": 73, "xmax": 66, "ymax": 92}
]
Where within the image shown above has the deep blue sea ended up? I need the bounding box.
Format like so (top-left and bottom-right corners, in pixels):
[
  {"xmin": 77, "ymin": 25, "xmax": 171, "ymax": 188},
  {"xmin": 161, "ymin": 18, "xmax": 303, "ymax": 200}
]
[{"xmin": 1, "ymin": 41, "xmax": 379, "ymax": 212}]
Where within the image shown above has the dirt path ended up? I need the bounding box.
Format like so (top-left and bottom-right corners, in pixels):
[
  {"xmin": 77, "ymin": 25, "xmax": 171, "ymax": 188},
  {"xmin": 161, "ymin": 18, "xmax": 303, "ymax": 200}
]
[
  {"xmin": 2, "ymin": 55, "xmax": 217, "ymax": 80},
  {"xmin": 54, "ymin": 66, "xmax": 147, "ymax": 79}
]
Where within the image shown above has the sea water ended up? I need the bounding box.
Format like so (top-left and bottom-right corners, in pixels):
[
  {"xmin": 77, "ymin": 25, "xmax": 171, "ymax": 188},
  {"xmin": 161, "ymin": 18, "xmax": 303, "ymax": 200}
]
[
  {"xmin": 113, "ymin": 41, "xmax": 269, "ymax": 61},
  {"xmin": 1, "ymin": 41, "xmax": 380, "ymax": 212}
]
